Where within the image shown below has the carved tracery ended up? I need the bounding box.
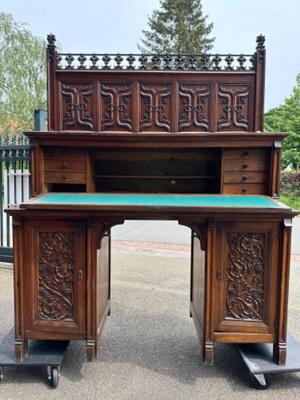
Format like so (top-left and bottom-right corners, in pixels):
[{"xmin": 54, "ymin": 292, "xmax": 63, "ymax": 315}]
[
  {"xmin": 37, "ymin": 232, "xmax": 75, "ymax": 321},
  {"xmin": 179, "ymin": 83, "xmax": 210, "ymax": 131},
  {"xmin": 226, "ymin": 232, "xmax": 265, "ymax": 321},
  {"xmin": 100, "ymin": 83, "xmax": 132, "ymax": 131},
  {"xmin": 217, "ymin": 84, "xmax": 250, "ymax": 131},
  {"xmin": 140, "ymin": 83, "xmax": 171, "ymax": 131},
  {"xmin": 61, "ymin": 83, "xmax": 94, "ymax": 130}
]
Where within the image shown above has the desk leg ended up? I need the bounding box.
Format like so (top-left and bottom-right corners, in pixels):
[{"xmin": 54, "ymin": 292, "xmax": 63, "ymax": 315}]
[
  {"xmin": 86, "ymin": 340, "xmax": 97, "ymax": 362},
  {"xmin": 189, "ymin": 222, "xmax": 215, "ymax": 366},
  {"xmin": 273, "ymin": 219, "xmax": 292, "ymax": 365},
  {"xmin": 86, "ymin": 221, "xmax": 113, "ymax": 362},
  {"xmin": 15, "ymin": 338, "xmax": 28, "ymax": 361},
  {"xmin": 13, "ymin": 218, "xmax": 28, "ymax": 361},
  {"xmin": 273, "ymin": 342, "xmax": 287, "ymax": 365},
  {"xmin": 203, "ymin": 221, "xmax": 215, "ymax": 366},
  {"xmin": 203, "ymin": 342, "xmax": 214, "ymax": 366}
]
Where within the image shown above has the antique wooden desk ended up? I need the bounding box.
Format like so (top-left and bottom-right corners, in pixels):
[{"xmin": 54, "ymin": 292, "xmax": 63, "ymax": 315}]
[{"xmin": 6, "ymin": 35, "xmax": 297, "ymax": 367}]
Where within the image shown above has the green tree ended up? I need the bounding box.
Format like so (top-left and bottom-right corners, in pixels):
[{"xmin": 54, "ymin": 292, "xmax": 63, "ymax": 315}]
[
  {"xmin": 264, "ymin": 74, "xmax": 300, "ymax": 171},
  {"xmin": 138, "ymin": 0, "xmax": 214, "ymax": 54},
  {"xmin": 0, "ymin": 12, "xmax": 46, "ymax": 132}
]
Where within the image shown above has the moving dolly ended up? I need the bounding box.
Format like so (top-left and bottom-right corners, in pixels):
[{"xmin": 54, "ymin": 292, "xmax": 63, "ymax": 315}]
[
  {"xmin": 236, "ymin": 333, "xmax": 300, "ymax": 389},
  {"xmin": 0, "ymin": 328, "xmax": 69, "ymax": 388}
]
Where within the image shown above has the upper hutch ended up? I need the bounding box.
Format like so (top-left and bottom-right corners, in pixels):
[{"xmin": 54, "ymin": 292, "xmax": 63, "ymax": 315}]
[{"xmin": 26, "ymin": 34, "xmax": 283, "ymax": 199}]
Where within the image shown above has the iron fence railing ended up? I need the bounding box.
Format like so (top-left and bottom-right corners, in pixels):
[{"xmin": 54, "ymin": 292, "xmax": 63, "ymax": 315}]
[
  {"xmin": 0, "ymin": 134, "xmax": 30, "ymax": 262},
  {"xmin": 0, "ymin": 109, "xmax": 47, "ymax": 262}
]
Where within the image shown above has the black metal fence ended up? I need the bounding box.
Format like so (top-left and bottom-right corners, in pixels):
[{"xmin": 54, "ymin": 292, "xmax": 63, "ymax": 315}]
[
  {"xmin": 0, "ymin": 134, "xmax": 30, "ymax": 262},
  {"xmin": 0, "ymin": 109, "xmax": 47, "ymax": 262}
]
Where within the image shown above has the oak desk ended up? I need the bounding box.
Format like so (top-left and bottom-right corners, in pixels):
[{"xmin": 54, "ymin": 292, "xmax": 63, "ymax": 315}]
[{"xmin": 5, "ymin": 33, "xmax": 298, "ymax": 368}]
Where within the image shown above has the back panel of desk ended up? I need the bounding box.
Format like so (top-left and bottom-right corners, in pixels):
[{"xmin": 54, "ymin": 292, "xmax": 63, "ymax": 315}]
[{"xmin": 47, "ymin": 35, "xmax": 265, "ymax": 133}]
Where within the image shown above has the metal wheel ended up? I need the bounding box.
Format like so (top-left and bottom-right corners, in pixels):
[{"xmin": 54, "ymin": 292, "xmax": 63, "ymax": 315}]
[
  {"xmin": 250, "ymin": 373, "xmax": 271, "ymax": 390},
  {"xmin": 0, "ymin": 367, "xmax": 3, "ymax": 382},
  {"xmin": 49, "ymin": 366, "xmax": 59, "ymax": 388}
]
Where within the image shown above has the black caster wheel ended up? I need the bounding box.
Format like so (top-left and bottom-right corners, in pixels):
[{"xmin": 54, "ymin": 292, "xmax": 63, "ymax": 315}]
[
  {"xmin": 250, "ymin": 373, "xmax": 271, "ymax": 390},
  {"xmin": 48, "ymin": 366, "xmax": 60, "ymax": 388},
  {"xmin": 0, "ymin": 367, "xmax": 3, "ymax": 382}
]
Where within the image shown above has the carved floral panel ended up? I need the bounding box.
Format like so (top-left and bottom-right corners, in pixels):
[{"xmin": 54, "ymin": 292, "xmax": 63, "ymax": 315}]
[
  {"xmin": 178, "ymin": 83, "xmax": 210, "ymax": 131},
  {"xmin": 37, "ymin": 232, "xmax": 75, "ymax": 321},
  {"xmin": 100, "ymin": 83, "xmax": 133, "ymax": 131},
  {"xmin": 226, "ymin": 232, "xmax": 266, "ymax": 321},
  {"xmin": 140, "ymin": 83, "xmax": 171, "ymax": 131},
  {"xmin": 61, "ymin": 83, "xmax": 94, "ymax": 130},
  {"xmin": 217, "ymin": 84, "xmax": 250, "ymax": 131}
]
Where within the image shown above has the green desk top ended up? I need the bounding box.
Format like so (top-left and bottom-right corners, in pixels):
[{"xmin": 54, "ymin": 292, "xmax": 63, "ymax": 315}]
[{"xmin": 29, "ymin": 193, "xmax": 288, "ymax": 209}]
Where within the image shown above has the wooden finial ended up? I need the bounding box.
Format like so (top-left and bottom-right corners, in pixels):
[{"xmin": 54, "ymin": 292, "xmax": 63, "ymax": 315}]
[
  {"xmin": 256, "ymin": 34, "xmax": 265, "ymax": 50},
  {"xmin": 47, "ymin": 33, "xmax": 56, "ymax": 61},
  {"xmin": 256, "ymin": 34, "xmax": 265, "ymax": 64}
]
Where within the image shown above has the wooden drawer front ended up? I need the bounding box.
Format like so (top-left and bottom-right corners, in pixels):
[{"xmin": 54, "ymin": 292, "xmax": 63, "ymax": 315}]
[
  {"xmin": 45, "ymin": 171, "xmax": 86, "ymax": 184},
  {"xmin": 44, "ymin": 158, "xmax": 86, "ymax": 172},
  {"xmin": 223, "ymin": 172, "xmax": 267, "ymax": 184},
  {"xmin": 223, "ymin": 183, "xmax": 267, "ymax": 194},
  {"xmin": 44, "ymin": 147, "xmax": 86, "ymax": 160},
  {"xmin": 223, "ymin": 149, "xmax": 268, "ymax": 160},
  {"xmin": 224, "ymin": 159, "xmax": 267, "ymax": 172}
]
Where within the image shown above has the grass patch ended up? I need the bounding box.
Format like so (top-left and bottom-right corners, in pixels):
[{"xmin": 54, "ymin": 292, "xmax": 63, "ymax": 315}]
[{"xmin": 280, "ymin": 195, "xmax": 300, "ymax": 211}]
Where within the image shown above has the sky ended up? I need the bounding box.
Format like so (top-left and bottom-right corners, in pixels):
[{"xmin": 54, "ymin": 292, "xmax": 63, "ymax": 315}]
[{"xmin": 0, "ymin": 0, "xmax": 299, "ymax": 111}]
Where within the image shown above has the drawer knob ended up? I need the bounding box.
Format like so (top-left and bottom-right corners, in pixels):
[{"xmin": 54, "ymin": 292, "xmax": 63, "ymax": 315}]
[
  {"xmin": 242, "ymin": 176, "xmax": 247, "ymax": 181},
  {"xmin": 171, "ymin": 180, "xmax": 176, "ymax": 185},
  {"xmin": 62, "ymin": 175, "xmax": 68, "ymax": 180},
  {"xmin": 243, "ymin": 151, "xmax": 249, "ymax": 156},
  {"xmin": 242, "ymin": 187, "xmax": 247, "ymax": 193},
  {"xmin": 62, "ymin": 162, "xmax": 68, "ymax": 168},
  {"xmin": 242, "ymin": 164, "xmax": 248, "ymax": 169}
]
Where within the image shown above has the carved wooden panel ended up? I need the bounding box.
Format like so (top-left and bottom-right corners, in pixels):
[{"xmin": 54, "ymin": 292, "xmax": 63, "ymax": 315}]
[
  {"xmin": 217, "ymin": 84, "xmax": 250, "ymax": 131},
  {"xmin": 140, "ymin": 83, "xmax": 171, "ymax": 132},
  {"xmin": 226, "ymin": 232, "xmax": 266, "ymax": 321},
  {"xmin": 61, "ymin": 83, "xmax": 94, "ymax": 130},
  {"xmin": 37, "ymin": 231, "xmax": 75, "ymax": 321},
  {"xmin": 100, "ymin": 83, "xmax": 133, "ymax": 131},
  {"xmin": 178, "ymin": 83, "xmax": 210, "ymax": 131},
  {"xmin": 23, "ymin": 220, "xmax": 86, "ymax": 336}
]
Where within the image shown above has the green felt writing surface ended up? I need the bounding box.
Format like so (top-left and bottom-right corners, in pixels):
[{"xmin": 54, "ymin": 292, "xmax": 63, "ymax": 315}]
[{"xmin": 30, "ymin": 193, "xmax": 287, "ymax": 209}]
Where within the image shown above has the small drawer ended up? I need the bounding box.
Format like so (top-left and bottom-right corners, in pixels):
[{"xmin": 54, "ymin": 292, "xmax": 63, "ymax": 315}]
[
  {"xmin": 223, "ymin": 149, "xmax": 268, "ymax": 160},
  {"xmin": 45, "ymin": 171, "xmax": 86, "ymax": 184},
  {"xmin": 223, "ymin": 183, "xmax": 267, "ymax": 195},
  {"xmin": 44, "ymin": 158, "xmax": 86, "ymax": 172},
  {"xmin": 223, "ymin": 159, "xmax": 267, "ymax": 172},
  {"xmin": 223, "ymin": 172, "xmax": 267, "ymax": 184},
  {"xmin": 44, "ymin": 147, "xmax": 87, "ymax": 160}
]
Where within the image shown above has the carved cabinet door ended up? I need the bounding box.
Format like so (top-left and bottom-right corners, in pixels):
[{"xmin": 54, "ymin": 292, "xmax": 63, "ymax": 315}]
[
  {"xmin": 213, "ymin": 221, "xmax": 279, "ymax": 334},
  {"xmin": 23, "ymin": 220, "xmax": 86, "ymax": 338}
]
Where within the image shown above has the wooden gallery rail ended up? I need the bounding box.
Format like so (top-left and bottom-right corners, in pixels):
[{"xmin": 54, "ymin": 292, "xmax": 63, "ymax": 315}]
[{"xmin": 6, "ymin": 34, "xmax": 297, "ymax": 366}]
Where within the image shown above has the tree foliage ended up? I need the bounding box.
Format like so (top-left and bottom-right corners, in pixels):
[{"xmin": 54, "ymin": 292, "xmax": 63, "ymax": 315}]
[
  {"xmin": 138, "ymin": 0, "xmax": 214, "ymax": 54},
  {"xmin": 264, "ymin": 74, "xmax": 300, "ymax": 171},
  {"xmin": 0, "ymin": 12, "xmax": 46, "ymax": 132}
]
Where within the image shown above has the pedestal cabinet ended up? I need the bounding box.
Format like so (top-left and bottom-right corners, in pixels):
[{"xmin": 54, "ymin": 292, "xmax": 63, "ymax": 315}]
[
  {"xmin": 12, "ymin": 216, "xmax": 112, "ymax": 361},
  {"xmin": 190, "ymin": 217, "xmax": 292, "ymax": 365},
  {"xmin": 23, "ymin": 220, "xmax": 87, "ymax": 338}
]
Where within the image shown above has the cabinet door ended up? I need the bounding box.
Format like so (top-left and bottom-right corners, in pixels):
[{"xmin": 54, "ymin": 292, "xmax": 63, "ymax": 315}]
[
  {"xmin": 214, "ymin": 221, "xmax": 279, "ymax": 334},
  {"xmin": 23, "ymin": 220, "xmax": 86, "ymax": 338}
]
